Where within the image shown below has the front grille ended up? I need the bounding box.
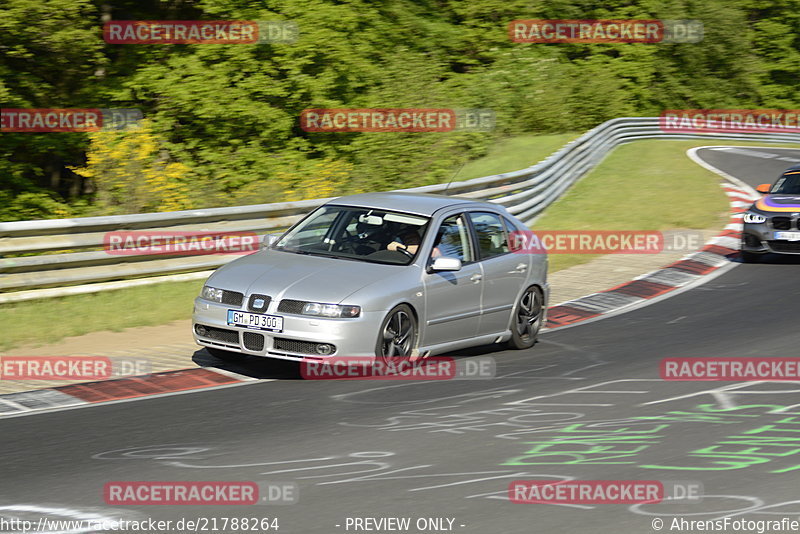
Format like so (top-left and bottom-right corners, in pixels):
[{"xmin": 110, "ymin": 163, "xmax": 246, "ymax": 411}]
[
  {"xmin": 768, "ymin": 240, "xmax": 800, "ymax": 253},
  {"xmin": 248, "ymin": 294, "xmax": 271, "ymax": 312},
  {"xmin": 221, "ymin": 290, "xmax": 244, "ymax": 306},
  {"xmin": 196, "ymin": 325, "xmax": 239, "ymax": 344},
  {"xmin": 243, "ymin": 332, "xmax": 265, "ymax": 351},
  {"xmin": 772, "ymin": 217, "xmax": 792, "ymax": 230},
  {"xmin": 273, "ymin": 337, "xmax": 335, "ymax": 355},
  {"xmin": 277, "ymin": 299, "xmax": 307, "ymax": 314}
]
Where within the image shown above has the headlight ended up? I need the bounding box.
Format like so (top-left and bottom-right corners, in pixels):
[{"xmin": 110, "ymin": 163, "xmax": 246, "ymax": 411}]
[
  {"xmin": 201, "ymin": 285, "xmax": 224, "ymax": 303},
  {"xmin": 744, "ymin": 211, "xmax": 767, "ymax": 224},
  {"xmin": 301, "ymin": 302, "xmax": 361, "ymax": 318}
]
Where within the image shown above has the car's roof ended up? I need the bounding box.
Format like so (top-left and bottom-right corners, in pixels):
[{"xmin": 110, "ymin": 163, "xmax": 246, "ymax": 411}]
[
  {"xmin": 326, "ymin": 192, "xmax": 503, "ymax": 217},
  {"xmin": 783, "ymin": 164, "xmax": 800, "ymax": 173}
]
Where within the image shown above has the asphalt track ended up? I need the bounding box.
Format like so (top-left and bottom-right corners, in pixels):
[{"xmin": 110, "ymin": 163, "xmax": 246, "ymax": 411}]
[{"xmin": 2, "ymin": 147, "xmax": 800, "ymax": 534}]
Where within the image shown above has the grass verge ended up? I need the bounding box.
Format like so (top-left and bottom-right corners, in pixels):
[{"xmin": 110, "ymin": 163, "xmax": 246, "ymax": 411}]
[
  {"xmin": 0, "ymin": 280, "xmax": 204, "ymax": 351},
  {"xmin": 457, "ymin": 133, "xmax": 580, "ymax": 180}
]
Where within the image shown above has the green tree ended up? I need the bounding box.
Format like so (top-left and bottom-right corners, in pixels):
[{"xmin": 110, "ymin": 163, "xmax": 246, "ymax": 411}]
[{"xmin": 71, "ymin": 120, "xmax": 194, "ymax": 214}]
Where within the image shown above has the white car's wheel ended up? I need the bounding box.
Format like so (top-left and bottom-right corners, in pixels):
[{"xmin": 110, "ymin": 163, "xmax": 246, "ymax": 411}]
[{"xmin": 376, "ymin": 304, "xmax": 418, "ymax": 364}]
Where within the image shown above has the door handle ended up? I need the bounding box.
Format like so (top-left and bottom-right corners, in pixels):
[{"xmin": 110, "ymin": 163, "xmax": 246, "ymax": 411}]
[
  {"xmin": 470, "ymin": 273, "xmax": 483, "ymax": 282},
  {"xmin": 510, "ymin": 263, "xmax": 528, "ymax": 273}
]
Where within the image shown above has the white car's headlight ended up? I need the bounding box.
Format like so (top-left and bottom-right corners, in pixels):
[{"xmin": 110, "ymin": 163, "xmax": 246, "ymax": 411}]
[
  {"xmin": 201, "ymin": 285, "xmax": 224, "ymax": 303},
  {"xmin": 744, "ymin": 211, "xmax": 767, "ymax": 224},
  {"xmin": 301, "ymin": 302, "xmax": 361, "ymax": 318}
]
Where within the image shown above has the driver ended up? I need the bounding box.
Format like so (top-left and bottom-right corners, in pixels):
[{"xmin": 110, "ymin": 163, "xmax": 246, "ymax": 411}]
[{"xmin": 386, "ymin": 228, "xmax": 421, "ymax": 255}]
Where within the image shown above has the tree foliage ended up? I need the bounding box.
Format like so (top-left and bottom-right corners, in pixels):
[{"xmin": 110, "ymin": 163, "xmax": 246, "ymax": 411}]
[
  {"xmin": 70, "ymin": 120, "xmax": 193, "ymax": 214},
  {"xmin": 1, "ymin": 0, "xmax": 799, "ymax": 220}
]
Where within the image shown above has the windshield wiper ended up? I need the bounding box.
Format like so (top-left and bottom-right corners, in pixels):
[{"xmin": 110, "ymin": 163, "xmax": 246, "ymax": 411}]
[
  {"xmin": 278, "ymin": 247, "xmax": 378, "ymax": 262},
  {"xmin": 306, "ymin": 251, "xmax": 341, "ymax": 259},
  {"xmin": 307, "ymin": 251, "xmax": 365, "ymax": 262},
  {"xmin": 282, "ymin": 249, "xmax": 358, "ymax": 261}
]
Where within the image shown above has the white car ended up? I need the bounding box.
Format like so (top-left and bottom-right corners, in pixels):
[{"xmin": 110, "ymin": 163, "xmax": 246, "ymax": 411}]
[{"xmin": 192, "ymin": 193, "xmax": 549, "ymax": 363}]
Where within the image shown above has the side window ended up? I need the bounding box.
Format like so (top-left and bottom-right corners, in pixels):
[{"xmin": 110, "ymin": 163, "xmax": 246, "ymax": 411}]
[
  {"xmin": 432, "ymin": 214, "xmax": 474, "ymax": 262},
  {"xmin": 468, "ymin": 212, "xmax": 509, "ymax": 260}
]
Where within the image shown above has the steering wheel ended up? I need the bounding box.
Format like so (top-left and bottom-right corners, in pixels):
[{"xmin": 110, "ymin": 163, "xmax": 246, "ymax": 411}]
[
  {"xmin": 338, "ymin": 228, "xmax": 362, "ymax": 254},
  {"xmin": 396, "ymin": 245, "xmax": 414, "ymax": 258}
]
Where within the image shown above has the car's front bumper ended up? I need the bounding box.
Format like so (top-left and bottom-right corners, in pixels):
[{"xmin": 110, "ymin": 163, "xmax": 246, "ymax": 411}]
[
  {"xmin": 192, "ymin": 298, "xmax": 386, "ymax": 361},
  {"xmin": 742, "ymin": 222, "xmax": 800, "ymax": 255}
]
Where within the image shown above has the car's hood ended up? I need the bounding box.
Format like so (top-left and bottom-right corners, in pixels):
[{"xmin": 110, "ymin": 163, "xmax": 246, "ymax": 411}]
[
  {"xmin": 207, "ymin": 250, "xmax": 405, "ymax": 303},
  {"xmin": 754, "ymin": 194, "xmax": 800, "ymax": 213}
]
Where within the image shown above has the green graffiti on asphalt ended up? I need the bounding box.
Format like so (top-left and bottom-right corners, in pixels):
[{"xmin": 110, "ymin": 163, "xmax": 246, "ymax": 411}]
[
  {"xmin": 642, "ymin": 416, "xmax": 800, "ymax": 472},
  {"xmin": 505, "ymin": 423, "xmax": 666, "ymax": 466},
  {"xmin": 503, "ymin": 406, "xmax": 800, "ymax": 473}
]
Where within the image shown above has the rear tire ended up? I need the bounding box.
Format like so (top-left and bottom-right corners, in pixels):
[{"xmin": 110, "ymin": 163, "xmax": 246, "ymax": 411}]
[
  {"xmin": 206, "ymin": 347, "xmax": 247, "ymax": 361},
  {"xmin": 507, "ymin": 286, "xmax": 544, "ymax": 350}
]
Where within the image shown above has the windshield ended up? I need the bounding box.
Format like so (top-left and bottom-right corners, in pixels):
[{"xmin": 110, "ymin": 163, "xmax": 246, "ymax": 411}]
[
  {"xmin": 771, "ymin": 171, "xmax": 800, "ymax": 194},
  {"xmin": 273, "ymin": 205, "xmax": 430, "ymax": 265}
]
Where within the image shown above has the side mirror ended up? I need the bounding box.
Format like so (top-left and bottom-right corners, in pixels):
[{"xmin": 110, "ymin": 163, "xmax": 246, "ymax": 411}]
[
  {"xmin": 261, "ymin": 233, "xmax": 281, "ymax": 250},
  {"xmin": 429, "ymin": 256, "xmax": 462, "ymax": 272},
  {"xmin": 756, "ymin": 183, "xmax": 771, "ymax": 194}
]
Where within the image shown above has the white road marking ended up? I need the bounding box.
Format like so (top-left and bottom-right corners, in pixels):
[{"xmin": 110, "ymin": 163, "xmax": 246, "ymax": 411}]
[
  {"xmin": 639, "ymin": 381, "xmax": 763, "ymax": 406},
  {"xmin": 710, "ymin": 147, "xmax": 789, "ymax": 159}
]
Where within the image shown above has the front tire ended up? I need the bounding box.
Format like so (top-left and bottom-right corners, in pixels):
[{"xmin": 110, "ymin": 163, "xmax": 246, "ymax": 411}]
[
  {"xmin": 507, "ymin": 286, "xmax": 544, "ymax": 350},
  {"xmin": 376, "ymin": 304, "xmax": 418, "ymax": 365}
]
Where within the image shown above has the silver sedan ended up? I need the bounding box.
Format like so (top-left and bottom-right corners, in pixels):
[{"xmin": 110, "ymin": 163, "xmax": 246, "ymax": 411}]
[{"xmin": 192, "ymin": 192, "xmax": 549, "ymax": 363}]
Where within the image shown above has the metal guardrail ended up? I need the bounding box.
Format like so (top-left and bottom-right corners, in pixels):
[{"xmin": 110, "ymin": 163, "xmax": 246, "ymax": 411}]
[{"xmin": 2, "ymin": 117, "xmax": 799, "ymax": 303}]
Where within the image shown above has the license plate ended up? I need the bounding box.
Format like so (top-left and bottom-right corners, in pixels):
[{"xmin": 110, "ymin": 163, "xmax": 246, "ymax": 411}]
[
  {"xmin": 227, "ymin": 310, "xmax": 284, "ymax": 332},
  {"xmin": 774, "ymin": 231, "xmax": 800, "ymax": 241}
]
